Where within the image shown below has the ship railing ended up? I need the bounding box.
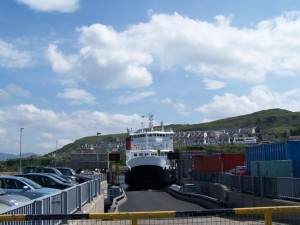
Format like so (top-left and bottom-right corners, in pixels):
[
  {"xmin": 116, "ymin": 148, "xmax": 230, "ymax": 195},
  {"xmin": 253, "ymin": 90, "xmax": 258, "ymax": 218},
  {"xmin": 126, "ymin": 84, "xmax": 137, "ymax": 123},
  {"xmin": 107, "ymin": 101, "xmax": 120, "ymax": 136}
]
[{"xmin": 133, "ymin": 127, "xmax": 174, "ymax": 133}]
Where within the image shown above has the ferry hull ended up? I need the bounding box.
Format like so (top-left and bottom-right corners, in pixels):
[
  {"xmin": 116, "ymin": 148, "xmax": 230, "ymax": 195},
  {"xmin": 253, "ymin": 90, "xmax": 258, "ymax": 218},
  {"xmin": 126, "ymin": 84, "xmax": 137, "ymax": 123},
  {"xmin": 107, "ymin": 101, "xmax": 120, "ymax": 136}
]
[{"xmin": 125, "ymin": 165, "xmax": 175, "ymax": 189}]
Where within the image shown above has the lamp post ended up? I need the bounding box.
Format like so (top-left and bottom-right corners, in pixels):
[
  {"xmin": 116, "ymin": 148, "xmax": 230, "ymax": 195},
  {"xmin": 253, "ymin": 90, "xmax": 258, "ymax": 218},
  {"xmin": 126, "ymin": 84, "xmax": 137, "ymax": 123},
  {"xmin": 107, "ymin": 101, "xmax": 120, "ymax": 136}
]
[
  {"xmin": 19, "ymin": 128, "xmax": 24, "ymax": 173},
  {"xmin": 55, "ymin": 140, "xmax": 58, "ymax": 166},
  {"xmin": 97, "ymin": 133, "xmax": 101, "ymax": 162}
]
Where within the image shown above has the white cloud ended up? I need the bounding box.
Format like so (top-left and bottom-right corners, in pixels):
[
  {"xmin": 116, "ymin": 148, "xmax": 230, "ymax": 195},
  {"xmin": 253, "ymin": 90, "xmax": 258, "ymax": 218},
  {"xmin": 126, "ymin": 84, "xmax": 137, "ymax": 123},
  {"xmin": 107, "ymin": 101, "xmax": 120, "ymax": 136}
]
[
  {"xmin": 0, "ymin": 40, "xmax": 32, "ymax": 68},
  {"xmin": 174, "ymin": 102, "xmax": 190, "ymax": 115},
  {"xmin": 161, "ymin": 97, "xmax": 172, "ymax": 104},
  {"xmin": 0, "ymin": 85, "xmax": 30, "ymax": 101},
  {"xmin": 283, "ymin": 89, "xmax": 300, "ymax": 98},
  {"xmin": 159, "ymin": 97, "xmax": 191, "ymax": 115},
  {"xmin": 16, "ymin": 0, "xmax": 80, "ymax": 13},
  {"xmin": 195, "ymin": 85, "xmax": 300, "ymax": 122},
  {"xmin": 41, "ymin": 132, "xmax": 54, "ymax": 140},
  {"xmin": 202, "ymin": 78, "xmax": 226, "ymax": 90},
  {"xmin": 5, "ymin": 84, "xmax": 31, "ymax": 97},
  {"xmin": 0, "ymin": 127, "xmax": 6, "ymax": 137},
  {"xmin": 57, "ymin": 88, "xmax": 97, "ymax": 105},
  {"xmin": 116, "ymin": 91, "xmax": 155, "ymax": 105},
  {"xmin": 47, "ymin": 24, "xmax": 153, "ymax": 89},
  {"xmin": 46, "ymin": 44, "xmax": 75, "ymax": 73},
  {"xmin": 47, "ymin": 12, "xmax": 300, "ymax": 88},
  {"xmin": 195, "ymin": 93, "xmax": 259, "ymax": 121},
  {"xmin": 0, "ymin": 104, "xmax": 144, "ymax": 155},
  {"xmin": 0, "ymin": 89, "xmax": 10, "ymax": 100}
]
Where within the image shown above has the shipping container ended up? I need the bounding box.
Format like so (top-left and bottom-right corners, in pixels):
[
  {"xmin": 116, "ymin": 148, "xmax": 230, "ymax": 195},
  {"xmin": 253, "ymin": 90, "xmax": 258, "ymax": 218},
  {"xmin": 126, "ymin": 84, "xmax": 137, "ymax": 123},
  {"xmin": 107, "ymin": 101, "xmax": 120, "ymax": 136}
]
[
  {"xmin": 246, "ymin": 140, "xmax": 300, "ymax": 177},
  {"xmin": 192, "ymin": 153, "xmax": 245, "ymax": 173},
  {"xmin": 250, "ymin": 160, "xmax": 293, "ymax": 177}
]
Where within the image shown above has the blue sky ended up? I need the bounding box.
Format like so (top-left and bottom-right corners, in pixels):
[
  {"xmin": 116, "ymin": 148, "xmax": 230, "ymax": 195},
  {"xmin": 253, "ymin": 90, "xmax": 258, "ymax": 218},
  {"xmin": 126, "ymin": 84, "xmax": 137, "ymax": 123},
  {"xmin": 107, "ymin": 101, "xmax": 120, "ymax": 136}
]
[{"xmin": 1, "ymin": 0, "xmax": 300, "ymax": 155}]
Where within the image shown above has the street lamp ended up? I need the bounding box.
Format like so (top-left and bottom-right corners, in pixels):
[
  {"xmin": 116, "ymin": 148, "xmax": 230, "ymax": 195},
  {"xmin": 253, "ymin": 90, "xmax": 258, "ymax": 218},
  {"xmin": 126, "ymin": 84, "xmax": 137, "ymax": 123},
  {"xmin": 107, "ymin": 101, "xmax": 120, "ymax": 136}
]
[
  {"xmin": 96, "ymin": 133, "xmax": 101, "ymax": 162},
  {"xmin": 19, "ymin": 128, "xmax": 24, "ymax": 173}
]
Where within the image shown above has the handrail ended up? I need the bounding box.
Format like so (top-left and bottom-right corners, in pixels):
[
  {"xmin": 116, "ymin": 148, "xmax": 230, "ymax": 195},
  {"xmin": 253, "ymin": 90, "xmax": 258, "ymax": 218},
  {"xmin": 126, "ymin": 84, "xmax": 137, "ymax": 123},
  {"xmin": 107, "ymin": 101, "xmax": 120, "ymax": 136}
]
[{"xmin": 2, "ymin": 206, "xmax": 300, "ymax": 225}]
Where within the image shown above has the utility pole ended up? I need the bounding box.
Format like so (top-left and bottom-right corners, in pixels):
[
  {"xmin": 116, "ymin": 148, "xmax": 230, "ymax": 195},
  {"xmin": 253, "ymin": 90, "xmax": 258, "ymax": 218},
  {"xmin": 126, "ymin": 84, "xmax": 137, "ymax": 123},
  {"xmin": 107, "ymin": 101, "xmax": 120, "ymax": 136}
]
[{"xmin": 19, "ymin": 128, "xmax": 24, "ymax": 173}]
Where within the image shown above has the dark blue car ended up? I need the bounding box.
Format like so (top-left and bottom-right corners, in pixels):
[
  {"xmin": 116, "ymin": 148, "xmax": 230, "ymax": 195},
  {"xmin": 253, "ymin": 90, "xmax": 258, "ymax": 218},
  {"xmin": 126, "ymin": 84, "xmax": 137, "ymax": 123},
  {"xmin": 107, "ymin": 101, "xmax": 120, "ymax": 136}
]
[{"xmin": 16, "ymin": 173, "xmax": 75, "ymax": 190}]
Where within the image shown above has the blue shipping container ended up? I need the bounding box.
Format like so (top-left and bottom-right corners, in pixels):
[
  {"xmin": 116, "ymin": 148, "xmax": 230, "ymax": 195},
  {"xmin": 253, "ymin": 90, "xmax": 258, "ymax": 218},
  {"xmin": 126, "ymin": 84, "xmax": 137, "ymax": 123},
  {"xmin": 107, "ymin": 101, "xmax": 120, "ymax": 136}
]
[{"xmin": 246, "ymin": 140, "xmax": 300, "ymax": 177}]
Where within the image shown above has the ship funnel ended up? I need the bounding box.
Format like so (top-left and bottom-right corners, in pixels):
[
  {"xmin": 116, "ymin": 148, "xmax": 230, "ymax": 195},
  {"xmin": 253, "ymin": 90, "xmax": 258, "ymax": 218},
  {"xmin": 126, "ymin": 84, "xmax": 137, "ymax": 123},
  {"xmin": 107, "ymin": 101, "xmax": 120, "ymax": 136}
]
[{"xmin": 125, "ymin": 137, "xmax": 132, "ymax": 150}]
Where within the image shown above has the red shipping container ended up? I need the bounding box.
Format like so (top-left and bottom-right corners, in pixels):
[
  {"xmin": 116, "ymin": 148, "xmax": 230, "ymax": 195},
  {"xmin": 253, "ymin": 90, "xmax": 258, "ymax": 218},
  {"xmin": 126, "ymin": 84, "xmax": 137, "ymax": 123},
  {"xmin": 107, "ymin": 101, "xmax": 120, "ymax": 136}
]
[{"xmin": 192, "ymin": 153, "xmax": 246, "ymax": 172}]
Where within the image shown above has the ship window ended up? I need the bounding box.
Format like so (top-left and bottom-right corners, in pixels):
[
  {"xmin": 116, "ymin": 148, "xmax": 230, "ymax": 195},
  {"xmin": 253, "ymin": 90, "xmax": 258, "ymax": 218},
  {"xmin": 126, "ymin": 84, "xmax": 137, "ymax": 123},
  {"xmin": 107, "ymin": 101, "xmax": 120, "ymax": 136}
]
[
  {"xmin": 139, "ymin": 153, "xmax": 143, "ymax": 156},
  {"xmin": 145, "ymin": 153, "xmax": 148, "ymax": 156},
  {"xmin": 134, "ymin": 153, "xmax": 137, "ymax": 157}
]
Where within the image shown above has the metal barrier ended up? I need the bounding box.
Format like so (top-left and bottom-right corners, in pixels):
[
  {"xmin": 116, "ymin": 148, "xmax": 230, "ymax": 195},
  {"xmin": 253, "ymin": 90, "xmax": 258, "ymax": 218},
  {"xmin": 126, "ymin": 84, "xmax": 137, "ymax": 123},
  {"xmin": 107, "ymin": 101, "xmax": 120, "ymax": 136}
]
[
  {"xmin": 0, "ymin": 173, "xmax": 106, "ymax": 215},
  {"xmin": 167, "ymin": 185, "xmax": 225, "ymax": 209},
  {"xmin": 192, "ymin": 171, "xmax": 300, "ymax": 201},
  {"xmin": 1, "ymin": 206, "xmax": 300, "ymax": 225}
]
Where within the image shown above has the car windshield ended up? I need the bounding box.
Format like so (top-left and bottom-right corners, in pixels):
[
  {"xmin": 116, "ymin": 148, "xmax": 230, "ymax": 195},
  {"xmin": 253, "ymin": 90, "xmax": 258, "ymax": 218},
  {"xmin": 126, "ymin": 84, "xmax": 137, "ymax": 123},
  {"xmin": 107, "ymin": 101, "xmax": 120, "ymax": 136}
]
[
  {"xmin": 44, "ymin": 174, "xmax": 63, "ymax": 183},
  {"xmin": 68, "ymin": 168, "xmax": 76, "ymax": 175},
  {"xmin": 0, "ymin": 188, "xmax": 6, "ymax": 196},
  {"xmin": 46, "ymin": 174, "xmax": 67, "ymax": 183},
  {"xmin": 19, "ymin": 177, "xmax": 42, "ymax": 189},
  {"xmin": 57, "ymin": 168, "xmax": 76, "ymax": 176},
  {"xmin": 53, "ymin": 168, "xmax": 63, "ymax": 176}
]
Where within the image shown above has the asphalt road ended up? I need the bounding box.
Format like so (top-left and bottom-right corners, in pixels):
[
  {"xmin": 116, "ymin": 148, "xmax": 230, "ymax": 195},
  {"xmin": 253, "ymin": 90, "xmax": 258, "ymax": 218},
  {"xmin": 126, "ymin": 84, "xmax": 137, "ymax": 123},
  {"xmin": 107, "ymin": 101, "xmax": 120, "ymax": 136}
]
[{"xmin": 119, "ymin": 190, "xmax": 205, "ymax": 212}]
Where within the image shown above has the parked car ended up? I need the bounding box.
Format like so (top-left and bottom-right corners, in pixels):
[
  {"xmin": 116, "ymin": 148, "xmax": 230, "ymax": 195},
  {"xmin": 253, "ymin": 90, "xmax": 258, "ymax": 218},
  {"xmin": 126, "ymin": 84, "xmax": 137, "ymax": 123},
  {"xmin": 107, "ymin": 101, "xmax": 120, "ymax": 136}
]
[
  {"xmin": 23, "ymin": 166, "xmax": 77, "ymax": 183},
  {"xmin": 44, "ymin": 173, "xmax": 77, "ymax": 186},
  {"xmin": 108, "ymin": 185, "xmax": 123, "ymax": 200},
  {"xmin": 0, "ymin": 176, "xmax": 61, "ymax": 199},
  {"xmin": 0, "ymin": 188, "xmax": 31, "ymax": 208},
  {"xmin": 15, "ymin": 173, "xmax": 75, "ymax": 190},
  {"xmin": 227, "ymin": 166, "xmax": 247, "ymax": 175},
  {"xmin": 235, "ymin": 166, "xmax": 247, "ymax": 176},
  {"xmin": 55, "ymin": 167, "xmax": 93, "ymax": 183}
]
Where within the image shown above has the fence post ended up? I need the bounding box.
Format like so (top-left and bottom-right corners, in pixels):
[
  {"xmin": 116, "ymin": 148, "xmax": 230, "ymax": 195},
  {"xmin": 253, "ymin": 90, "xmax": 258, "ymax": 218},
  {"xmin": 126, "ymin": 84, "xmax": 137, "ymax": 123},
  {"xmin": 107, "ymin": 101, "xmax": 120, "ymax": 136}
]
[
  {"xmin": 264, "ymin": 211, "xmax": 272, "ymax": 225},
  {"xmin": 252, "ymin": 176, "xmax": 256, "ymax": 196},
  {"xmin": 88, "ymin": 180, "xmax": 92, "ymax": 203},
  {"xmin": 35, "ymin": 199, "xmax": 43, "ymax": 214},
  {"xmin": 238, "ymin": 176, "xmax": 242, "ymax": 192},
  {"xmin": 63, "ymin": 190, "xmax": 68, "ymax": 214},
  {"xmin": 98, "ymin": 178, "xmax": 101, "ymax": 195},
  {"xmin": 78, "ymin": 185, "xmax": 82, "ymax": 212},
  {"xmin": 260, "ymin": 176, "xmax": 265, "ymax": 197}
]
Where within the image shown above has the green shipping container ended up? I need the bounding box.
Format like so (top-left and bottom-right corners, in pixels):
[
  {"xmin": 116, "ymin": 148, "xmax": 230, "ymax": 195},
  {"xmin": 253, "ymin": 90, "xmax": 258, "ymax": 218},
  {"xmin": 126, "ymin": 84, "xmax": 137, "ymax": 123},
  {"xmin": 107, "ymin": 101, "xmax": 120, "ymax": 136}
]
[{"xmin": 250, "ymin": 160, "xmax": 293, "ymax": 177}]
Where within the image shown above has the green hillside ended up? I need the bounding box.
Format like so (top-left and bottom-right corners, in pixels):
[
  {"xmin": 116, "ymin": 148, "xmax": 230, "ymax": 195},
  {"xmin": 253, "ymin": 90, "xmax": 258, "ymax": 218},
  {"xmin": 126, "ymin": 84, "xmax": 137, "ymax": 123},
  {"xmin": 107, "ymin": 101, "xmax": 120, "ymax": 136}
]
[
  {"xmin": 169, "ymin": 108, "xmax": 299, "ymax": 132},
  {"xmin": 2, "ymin": 108, "xmax": 300, "ymax": 172},
  {"xmin": 55, "ymin": 108, "xmax": 300, "ymax": 155}
]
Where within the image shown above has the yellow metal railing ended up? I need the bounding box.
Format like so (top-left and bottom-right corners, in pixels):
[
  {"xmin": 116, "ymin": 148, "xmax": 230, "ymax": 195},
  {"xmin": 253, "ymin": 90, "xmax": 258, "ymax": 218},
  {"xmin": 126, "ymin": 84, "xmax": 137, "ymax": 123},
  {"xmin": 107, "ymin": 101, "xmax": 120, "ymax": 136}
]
[
  {"xmin": 1, "ymin": 206, "xmax": 300, "ymax": 225},
  {"xmin": 234, "ymin": 206, "xmax": 300, "ymax": 225}
]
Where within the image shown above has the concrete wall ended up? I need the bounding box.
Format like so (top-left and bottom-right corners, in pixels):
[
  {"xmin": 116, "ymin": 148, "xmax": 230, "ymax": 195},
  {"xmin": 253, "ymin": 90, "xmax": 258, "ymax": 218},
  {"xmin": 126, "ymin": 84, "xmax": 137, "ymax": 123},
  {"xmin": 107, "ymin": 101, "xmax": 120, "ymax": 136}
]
[
  {"xmin": 56, "ymin": 161, "xmax": 109, "ymax": 170},
  {"xmin": 71, "ymin": 153, "xmax": 108, "ymax": 162},
  {"xmin": 190, "ymin": 179, "xmax": 300, "ymax": 208}
]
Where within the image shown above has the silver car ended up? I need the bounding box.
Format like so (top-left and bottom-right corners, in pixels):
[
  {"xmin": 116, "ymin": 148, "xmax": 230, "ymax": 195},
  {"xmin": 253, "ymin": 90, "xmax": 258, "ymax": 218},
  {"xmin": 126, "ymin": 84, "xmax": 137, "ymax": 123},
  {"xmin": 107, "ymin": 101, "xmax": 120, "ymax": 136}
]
[
  {"xmin": 0, "ymin": 176, "xmax": 61, "ymax": 199},
  {"xmin": 0, "ymin": 188, "xmax": 31, "ymax": 211}
]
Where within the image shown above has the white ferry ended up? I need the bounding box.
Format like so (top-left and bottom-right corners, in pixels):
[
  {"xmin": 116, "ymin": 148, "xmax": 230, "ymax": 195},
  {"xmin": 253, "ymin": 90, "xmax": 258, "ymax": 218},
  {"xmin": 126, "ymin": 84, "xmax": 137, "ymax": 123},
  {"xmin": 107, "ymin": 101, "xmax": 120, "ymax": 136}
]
[{"xmin": 125, "ymin": 115, "xmax": 175, "ymax": 189}]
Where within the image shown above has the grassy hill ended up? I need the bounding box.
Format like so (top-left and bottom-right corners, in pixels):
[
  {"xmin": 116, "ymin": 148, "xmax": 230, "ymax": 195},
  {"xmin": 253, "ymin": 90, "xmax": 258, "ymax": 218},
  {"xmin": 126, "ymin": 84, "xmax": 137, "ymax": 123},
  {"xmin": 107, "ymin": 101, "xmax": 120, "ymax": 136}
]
[
  {"xmin": 54, "ymin": 108, "xmax": 300, "ymax": 155},
  {"xmin": 168, "ymin": 108, "xmax": 299, "ymax": 132},
  {"xmin": 2, "ymin": 108, "xmax": 300, "ymax": 172}
]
